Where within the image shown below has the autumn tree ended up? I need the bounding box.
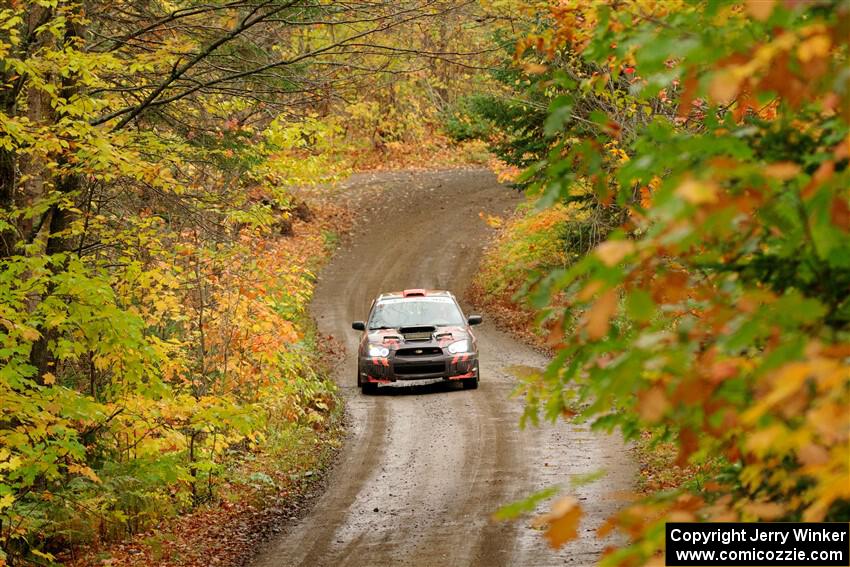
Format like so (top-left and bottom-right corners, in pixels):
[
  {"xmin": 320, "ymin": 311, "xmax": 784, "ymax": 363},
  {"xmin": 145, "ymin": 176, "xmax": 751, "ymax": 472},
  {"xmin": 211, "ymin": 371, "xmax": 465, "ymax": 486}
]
[
  {"xmin": 472, "ymin": 1, "xmax": 849, "ymax": 563},
  {"xmin": 0, "ymin": 1, "xmax": 489, "ymax": 562}
]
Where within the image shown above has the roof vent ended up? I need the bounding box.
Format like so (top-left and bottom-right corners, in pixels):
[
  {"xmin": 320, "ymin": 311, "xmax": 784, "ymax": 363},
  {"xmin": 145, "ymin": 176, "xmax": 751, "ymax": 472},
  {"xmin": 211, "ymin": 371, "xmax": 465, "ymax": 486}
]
[{"xmin": 402, "ymin": 288, "xmax": 426, "ymax": 297}]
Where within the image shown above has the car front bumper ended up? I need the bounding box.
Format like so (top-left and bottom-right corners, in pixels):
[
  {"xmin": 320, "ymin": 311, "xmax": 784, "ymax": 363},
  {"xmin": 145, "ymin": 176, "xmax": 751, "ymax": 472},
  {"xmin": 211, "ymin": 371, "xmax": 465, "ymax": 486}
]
[{"xmin": 360, "ymin": 352, "xmax": 478, "ymax": 383}]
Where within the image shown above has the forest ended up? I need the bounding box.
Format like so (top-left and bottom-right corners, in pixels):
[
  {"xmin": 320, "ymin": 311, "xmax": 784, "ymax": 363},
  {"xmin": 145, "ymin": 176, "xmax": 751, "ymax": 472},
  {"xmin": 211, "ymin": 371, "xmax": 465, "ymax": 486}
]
[{"xmin": 1, "ymin": 1, "xmax": 848, "ymax": 566}]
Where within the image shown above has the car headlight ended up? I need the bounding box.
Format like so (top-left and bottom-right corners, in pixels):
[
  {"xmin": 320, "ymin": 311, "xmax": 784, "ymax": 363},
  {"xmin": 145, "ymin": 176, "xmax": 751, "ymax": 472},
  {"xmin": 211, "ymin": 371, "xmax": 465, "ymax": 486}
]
[
  {"xmin": 368, "ymin": 344, "xmax": 390, "ymax": 357},
  {"xmin": 447, "ymin": 340, "xmax": 469, "ymax": 354}
]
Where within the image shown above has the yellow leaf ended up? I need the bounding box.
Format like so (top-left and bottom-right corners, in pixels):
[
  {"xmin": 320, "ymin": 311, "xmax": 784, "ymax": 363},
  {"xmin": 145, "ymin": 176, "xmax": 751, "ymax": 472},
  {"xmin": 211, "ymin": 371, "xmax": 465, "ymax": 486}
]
[
  {"xmin": 42, "ymin": 372, "xmax": 56, "ymax": 385},
  {"xmin": 68, "ymin": 463, "xmax": 101, "ymax": 484},
  {"xmin": 533, "ymin": 496, "xmax": 583, "ymax": 549},
  {"xmin": 798, "ymin": 34, "xmax": 831, "ymax": 63},
  {"xmin": 762, "ymin": 362, "xmax": 810, "ymax": 408},
  {"xmin": 30, "ymin": 548, "xmax": 55, "ymax": 561},
  {"xmin": 19, "ymin": 325, "xmax": 41, "ymax": 342},
  {"xmin": 0, "ymin": 494, "xmax": 14, "ymax": 511},
  {"xmin": 745, "ymin": 424, "xmax": 784, "ymax": 456},
  {"xmin": 479, "ymin": 211, "xmax": 503, "ymax": 228},
  {"xmin": 0, "ymin": 456, "xmax": 21, "ymax": 472}
]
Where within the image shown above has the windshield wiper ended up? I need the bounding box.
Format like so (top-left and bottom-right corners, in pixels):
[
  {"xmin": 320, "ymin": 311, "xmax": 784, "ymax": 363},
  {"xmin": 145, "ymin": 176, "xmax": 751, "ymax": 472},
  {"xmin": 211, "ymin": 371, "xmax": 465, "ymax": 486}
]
[{"xmin": 369, "ymin": 325, "xmax": 394, "ymax": 330}]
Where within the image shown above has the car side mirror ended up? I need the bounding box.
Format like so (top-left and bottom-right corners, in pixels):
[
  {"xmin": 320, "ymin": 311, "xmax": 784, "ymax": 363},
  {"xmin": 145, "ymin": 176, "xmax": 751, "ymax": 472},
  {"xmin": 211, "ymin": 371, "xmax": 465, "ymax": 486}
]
[
  {"xmin": 352, "ymin": 321, "xmax": 366, "ymax": 331},
  {"xmin": 467, "ymin": 315, "xmax": 483, "ymax": 326}
]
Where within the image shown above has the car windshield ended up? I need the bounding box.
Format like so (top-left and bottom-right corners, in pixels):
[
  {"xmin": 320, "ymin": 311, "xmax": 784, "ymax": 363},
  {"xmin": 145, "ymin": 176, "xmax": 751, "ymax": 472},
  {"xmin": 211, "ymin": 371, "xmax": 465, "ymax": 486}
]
[{"xmin": 368, "ymin": 297, "xmax": 464, "ymax": 329}]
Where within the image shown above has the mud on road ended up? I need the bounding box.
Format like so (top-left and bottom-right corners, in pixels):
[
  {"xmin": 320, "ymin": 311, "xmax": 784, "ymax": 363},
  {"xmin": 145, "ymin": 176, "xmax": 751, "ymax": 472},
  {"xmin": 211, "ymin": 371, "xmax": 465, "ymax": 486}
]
[{"xmin": 251, "ymin": 169, "xmax": 635, "ymax": 567}]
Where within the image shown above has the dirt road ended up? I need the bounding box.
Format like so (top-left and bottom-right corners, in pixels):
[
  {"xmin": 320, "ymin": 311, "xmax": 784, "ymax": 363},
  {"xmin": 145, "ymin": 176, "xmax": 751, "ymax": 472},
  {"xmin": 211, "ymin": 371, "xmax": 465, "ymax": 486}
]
[{"xmin": 252, "ymin": 169, "xmax": 635, "ymax": 567}]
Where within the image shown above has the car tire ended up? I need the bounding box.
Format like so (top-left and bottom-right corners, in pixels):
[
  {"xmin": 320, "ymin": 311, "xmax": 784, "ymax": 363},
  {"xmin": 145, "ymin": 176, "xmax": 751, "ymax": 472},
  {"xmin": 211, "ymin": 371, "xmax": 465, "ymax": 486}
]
[{"xmin": 462, "ymin": 362, "xmax": 479, "ymax": 390}]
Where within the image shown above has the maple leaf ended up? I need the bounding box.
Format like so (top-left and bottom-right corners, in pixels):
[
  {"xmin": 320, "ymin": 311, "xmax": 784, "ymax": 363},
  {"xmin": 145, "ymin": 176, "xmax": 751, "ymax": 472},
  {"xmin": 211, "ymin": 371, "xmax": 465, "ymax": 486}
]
[
  {"xmin": 0, "ymin": 494, "xmax": 15, "ymax": 511},
  {"xmin": 745, "ymin": 0, "xmax": 775, "ymax": 21},
  {"xmin": 595, "ymin": 240, "xmax": 634, "ymax": 267},
  {"xmin": 638, "ymin": 386, "xmax": 669, "ymax": 423},
  {"xmin": 586, "ymin": 289, "xmax": 618, "ymax": 340},
  {"xmin": 532, "ymin": 496, "xmax": 583, "ymax": 549}
]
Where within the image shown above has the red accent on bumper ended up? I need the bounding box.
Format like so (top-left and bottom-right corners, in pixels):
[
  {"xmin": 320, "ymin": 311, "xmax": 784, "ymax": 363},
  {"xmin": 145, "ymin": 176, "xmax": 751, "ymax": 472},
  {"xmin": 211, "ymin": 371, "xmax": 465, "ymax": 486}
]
[
  {"xmin": 448, "ymin": 371, "xmax": 475, "ymax": 380},
  {"xmin": 366, "ymin": 376, "xmax": 391, "ymax": 384}
]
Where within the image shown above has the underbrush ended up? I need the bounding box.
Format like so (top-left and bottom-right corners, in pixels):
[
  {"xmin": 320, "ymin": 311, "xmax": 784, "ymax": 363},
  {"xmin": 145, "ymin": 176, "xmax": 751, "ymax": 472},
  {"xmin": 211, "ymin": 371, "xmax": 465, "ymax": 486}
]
[
  {"xmin": 1, "ymin": 204, "xmax": 349, "ymax": 566},
  {"xmin": 60, "ymin": 395, "xmax": 344, "ymax": 567},
  {"xmin": 469, "ymin": 201, "xmax": 586, "ymax": 348},
  {"xmin": 343, "ymin": 134, "xmax": 491, "ymax": 172}
]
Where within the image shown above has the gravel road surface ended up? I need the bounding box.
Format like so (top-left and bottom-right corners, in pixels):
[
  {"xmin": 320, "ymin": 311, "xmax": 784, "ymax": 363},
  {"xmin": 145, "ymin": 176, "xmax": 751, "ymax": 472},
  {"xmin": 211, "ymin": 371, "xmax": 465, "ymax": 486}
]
[{"xmin": 251, "ymin": 169, "xmax": 635, "ymax": 567}]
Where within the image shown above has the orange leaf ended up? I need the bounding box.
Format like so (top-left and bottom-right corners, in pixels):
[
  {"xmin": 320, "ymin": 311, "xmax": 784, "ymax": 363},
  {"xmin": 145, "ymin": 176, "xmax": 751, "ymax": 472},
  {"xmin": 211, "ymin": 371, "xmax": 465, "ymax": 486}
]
[
  {"xmin": 595, "ymin": 240, "xmax": 634, "ymax": 267},
  {"xmin": 638, "ymin": 386, "xmax": 670, "ymax": 423},
  {"xmin": 586, "ymin": 290, "xmax": 617, "ymax": 340},
  {"xmin": 763, "ymin": 162, "xmax": 801, "ymax": 180},
  {"xmin": 676, "ymin": 427, "xmax": 699, "ymax": 467},
  {"xmin": 523, "ymin": 62, "xmax": 549, "ymax": 75},
  {"xmin": 797, "ymin": 443, "xmax": 830, "ymax": 466},
  {"xmin": 743, "ymin": 501, "xmax": 785, "ymax": 520},
  {"xmin": 546, "ymin": 317, "xmax": 565, "ymax": 347},
  {"xmin": 745, "ymin": 0, "xmax": 775, "ymax": 20},
  {"xmin": 830, "ymin": 197, "xmax": 850, "ymax": 232},
  {"xmin": 709, "ymin": 69, "xmax": 742, "ymax": 105},
  {"xmin": 677, "ymin": 72, "xmax": 699, "ymax": 119},
  {"xmin": 533, "ymin": 496, "xmax": 583, "ymax": 549}
]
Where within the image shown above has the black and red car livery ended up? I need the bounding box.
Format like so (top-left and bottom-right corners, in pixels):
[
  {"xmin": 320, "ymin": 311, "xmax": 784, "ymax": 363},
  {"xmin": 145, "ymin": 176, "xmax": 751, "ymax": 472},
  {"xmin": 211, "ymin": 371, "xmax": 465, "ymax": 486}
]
[{"xmin": 351, "ymin": 289, "xmax": 482, "ymax": 393}]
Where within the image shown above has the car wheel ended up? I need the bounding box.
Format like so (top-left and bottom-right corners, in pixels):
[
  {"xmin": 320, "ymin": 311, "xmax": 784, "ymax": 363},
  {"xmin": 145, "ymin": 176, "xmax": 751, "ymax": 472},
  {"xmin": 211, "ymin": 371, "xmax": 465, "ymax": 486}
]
[{"xmin": 462, "ymin": 362, "xmax": 479, "ymax": 390}]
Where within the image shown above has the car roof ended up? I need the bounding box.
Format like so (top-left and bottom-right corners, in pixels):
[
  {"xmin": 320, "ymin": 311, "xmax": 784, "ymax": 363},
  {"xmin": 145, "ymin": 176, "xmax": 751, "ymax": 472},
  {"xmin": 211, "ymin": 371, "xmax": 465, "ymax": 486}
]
[{"xmin": 376, "ymin": 289, "xmax": 455, "ymax": 300}]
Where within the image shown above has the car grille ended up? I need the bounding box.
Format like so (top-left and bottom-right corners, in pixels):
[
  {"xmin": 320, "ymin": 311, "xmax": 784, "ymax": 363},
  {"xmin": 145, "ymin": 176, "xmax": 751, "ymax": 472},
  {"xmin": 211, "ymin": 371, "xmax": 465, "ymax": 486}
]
[
  {"xmin": 394, "ymin": 361, "xmax": 445, "ymax": 375},
  {"xmin": 396, "ymin": 347, "xmax": 442, "ymax": 356}
]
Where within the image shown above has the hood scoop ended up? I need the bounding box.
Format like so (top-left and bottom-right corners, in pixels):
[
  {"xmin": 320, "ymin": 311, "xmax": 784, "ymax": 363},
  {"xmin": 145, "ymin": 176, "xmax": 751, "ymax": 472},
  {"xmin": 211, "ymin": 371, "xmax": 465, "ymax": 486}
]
[{"xmin": 399, "ymin": 325, "xmax": 435, "ymax": 342}]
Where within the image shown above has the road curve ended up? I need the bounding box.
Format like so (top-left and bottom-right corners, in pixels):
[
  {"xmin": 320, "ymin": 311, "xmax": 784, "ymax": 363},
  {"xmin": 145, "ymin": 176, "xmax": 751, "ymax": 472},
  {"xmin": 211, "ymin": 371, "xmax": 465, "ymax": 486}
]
[{"xmin": 251, "ymin": 169, "xmax": 635, "ymax": 567}]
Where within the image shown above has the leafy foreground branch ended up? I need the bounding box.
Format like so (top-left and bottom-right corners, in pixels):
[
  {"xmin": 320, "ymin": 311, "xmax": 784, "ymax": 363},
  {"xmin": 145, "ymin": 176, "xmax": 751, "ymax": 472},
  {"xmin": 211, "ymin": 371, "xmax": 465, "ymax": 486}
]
[{"xmin": 468, "ymin": 1, "xmax": 849, "ymax": 564}]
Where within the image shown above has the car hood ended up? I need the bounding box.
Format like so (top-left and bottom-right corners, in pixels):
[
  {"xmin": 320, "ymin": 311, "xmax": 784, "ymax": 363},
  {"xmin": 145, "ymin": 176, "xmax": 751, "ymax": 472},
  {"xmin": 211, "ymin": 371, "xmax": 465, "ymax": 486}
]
[{"xmin": 366, "ymin": 325, "xmax": 470, "ymax": 350}]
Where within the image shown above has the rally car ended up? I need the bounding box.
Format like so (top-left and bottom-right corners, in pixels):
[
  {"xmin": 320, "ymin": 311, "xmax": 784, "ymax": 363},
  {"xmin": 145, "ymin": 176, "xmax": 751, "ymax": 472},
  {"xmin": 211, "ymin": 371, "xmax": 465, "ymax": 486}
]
[{"xmin": 351, "ymin": 289, "xmax": 482, "ymax": 393}]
